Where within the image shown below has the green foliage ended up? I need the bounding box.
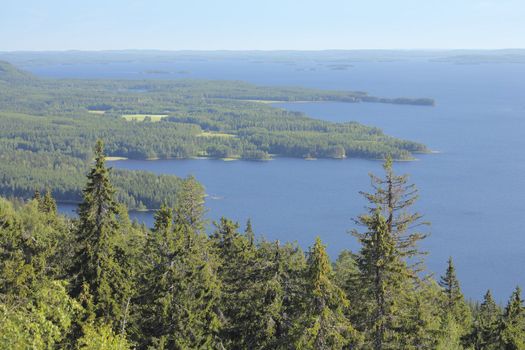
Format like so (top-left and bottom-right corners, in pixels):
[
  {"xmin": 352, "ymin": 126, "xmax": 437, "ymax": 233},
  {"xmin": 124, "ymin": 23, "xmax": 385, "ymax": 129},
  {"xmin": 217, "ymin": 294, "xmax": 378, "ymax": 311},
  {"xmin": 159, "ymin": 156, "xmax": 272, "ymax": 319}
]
[
  {"xmin": 0, "ymin": 280, "xmax": 81, "ymax": 350},
  {"xmin": 139, "ymin": 198, "xmax": 222, "ymax": 349},
  {"xmin": 76, "ymin": 323, "xmax": 132, "ymax": 350},
  {"xmin": 439, "ymin": 257, "xmax": 472, "ymax": 334},
  {"xmin": 467, "ymin": 290, "xmax": 501, "ymax": 350},
  {"xmin": 350, "ymin": 157, "xmax": 430, "ymax": 349},
  {"xmin": 293, "ymin": 237, "xmax": 360, "ymax": 349},
  {"xmin": 70, "ymin": 141, "xmax": 134, "ymax": 332},
  {"xmin": 499, "ymin": 287, "xmax": 525, "ymax": 349}
]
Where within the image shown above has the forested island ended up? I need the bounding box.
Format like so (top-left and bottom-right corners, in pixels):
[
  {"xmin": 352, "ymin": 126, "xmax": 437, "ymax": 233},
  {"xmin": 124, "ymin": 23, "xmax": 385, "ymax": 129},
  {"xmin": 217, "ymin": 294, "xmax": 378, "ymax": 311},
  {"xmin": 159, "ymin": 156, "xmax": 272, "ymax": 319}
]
[
  {"xmin": 1, "ymin": 142, "xmax": 522, "ymax": 349},
  {"xmin": 0, "ymin": 60, "xmax": 432, "ymax": 209}
]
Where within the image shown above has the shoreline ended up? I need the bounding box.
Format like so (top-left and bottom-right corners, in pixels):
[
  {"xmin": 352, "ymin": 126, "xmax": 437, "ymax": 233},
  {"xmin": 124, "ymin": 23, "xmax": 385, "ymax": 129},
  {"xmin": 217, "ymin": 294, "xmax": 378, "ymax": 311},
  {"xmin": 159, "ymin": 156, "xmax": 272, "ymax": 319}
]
[{"xmin": 110, "ymin": 152, "xmax": 434, "ymax": 163}]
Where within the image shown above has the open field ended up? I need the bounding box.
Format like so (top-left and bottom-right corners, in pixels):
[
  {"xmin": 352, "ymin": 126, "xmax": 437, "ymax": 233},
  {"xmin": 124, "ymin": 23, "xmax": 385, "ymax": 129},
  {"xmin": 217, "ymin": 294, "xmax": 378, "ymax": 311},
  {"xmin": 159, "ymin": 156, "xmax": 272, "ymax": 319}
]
[
  {"xmin": 197, "ymin": 131, "xmax": 236, "ymax": 138},
  {"xmin": 122, "ymin": 114, "xmax": 169, "ymax": 122}
]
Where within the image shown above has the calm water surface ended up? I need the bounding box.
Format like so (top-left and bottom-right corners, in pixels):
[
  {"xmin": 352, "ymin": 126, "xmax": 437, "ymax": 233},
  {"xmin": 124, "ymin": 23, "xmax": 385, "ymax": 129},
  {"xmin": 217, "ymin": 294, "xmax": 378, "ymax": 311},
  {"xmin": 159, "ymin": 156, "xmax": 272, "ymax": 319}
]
[{"xmin": 41, "ymin": 59, "xmax": 525, "ymax": 301}]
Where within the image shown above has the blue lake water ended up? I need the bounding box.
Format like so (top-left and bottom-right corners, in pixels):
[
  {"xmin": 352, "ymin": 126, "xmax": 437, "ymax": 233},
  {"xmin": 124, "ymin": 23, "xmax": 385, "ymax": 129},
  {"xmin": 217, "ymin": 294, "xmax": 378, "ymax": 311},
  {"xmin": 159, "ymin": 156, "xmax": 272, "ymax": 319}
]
[{"xmin": 31, "ymin": 58, "xmax": 525, "ymax": 301}]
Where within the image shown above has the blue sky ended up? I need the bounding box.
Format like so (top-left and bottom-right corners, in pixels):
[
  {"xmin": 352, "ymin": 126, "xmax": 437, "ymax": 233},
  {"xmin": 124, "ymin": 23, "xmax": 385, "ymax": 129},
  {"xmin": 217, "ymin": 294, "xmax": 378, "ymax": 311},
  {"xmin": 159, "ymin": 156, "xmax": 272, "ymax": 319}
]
[{"xmin": 1, "ymin": 0, "xmax": 523, "ymax": 51}]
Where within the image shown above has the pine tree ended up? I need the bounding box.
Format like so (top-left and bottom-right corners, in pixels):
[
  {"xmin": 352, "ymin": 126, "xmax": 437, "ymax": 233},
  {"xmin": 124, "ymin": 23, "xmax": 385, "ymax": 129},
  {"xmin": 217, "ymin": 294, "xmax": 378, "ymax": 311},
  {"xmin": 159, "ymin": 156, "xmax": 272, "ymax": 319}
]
[
  {"xmin": 70, "ymin": 140, "xmax": 133, "ymax": 332},
  {"xmin": 468, "ymin": 290, "xmax": 500, "ymax": 349},
  {"xmin": 439, "ymin": 257, "xmax": 472, "ymax": 332},
  {"xmin": 351, "ymin": 157, "xmax": 428, "ymax": 350},
  {"xmin": 293, "ymin": 237, "xmax": 359, "ymax": 349},
  {"xmin": 499, "ymin": 286, "xmax": 525, "ymax": 349}
]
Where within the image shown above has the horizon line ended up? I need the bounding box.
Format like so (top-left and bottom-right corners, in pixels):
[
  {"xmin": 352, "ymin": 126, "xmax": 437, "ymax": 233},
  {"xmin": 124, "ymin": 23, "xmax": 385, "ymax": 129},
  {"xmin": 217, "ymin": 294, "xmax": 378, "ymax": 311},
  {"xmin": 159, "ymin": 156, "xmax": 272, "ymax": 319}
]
[{"xmin": 1, "ymin": 48, "xmax": 525, "ymax": 53}]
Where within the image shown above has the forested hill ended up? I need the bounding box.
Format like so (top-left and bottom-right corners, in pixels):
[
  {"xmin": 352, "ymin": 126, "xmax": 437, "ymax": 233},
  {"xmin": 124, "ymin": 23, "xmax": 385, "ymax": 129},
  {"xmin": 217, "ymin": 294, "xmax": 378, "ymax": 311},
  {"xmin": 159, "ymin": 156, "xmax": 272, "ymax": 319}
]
[
  {"xmin": 0, "ymin": 60, "xmax": 432, "ymax": 208},
  {"xmin": 0, "ymin": 60, "xmax": 35, "ymax": 82}
]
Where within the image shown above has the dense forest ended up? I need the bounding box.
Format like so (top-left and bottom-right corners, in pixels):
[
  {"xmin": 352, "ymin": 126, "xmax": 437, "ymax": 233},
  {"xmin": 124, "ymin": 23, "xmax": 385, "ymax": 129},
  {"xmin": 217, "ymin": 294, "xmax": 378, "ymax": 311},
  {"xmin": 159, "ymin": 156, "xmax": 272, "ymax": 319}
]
[
  {"xmin": 0, "ymin": 60, "xmax": 432, "ymax": 208},
  {"xmin": 1, "ymin": 141, "xmax": 522, "ymax": 349}
]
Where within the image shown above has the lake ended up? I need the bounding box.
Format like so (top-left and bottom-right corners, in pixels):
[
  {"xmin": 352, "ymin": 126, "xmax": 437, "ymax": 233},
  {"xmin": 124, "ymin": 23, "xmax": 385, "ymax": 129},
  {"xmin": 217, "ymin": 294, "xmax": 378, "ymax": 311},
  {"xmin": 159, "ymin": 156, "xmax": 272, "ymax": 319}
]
[{"xmin": 38, "ymin": 58, "xmax": 525, "ymax": 301}]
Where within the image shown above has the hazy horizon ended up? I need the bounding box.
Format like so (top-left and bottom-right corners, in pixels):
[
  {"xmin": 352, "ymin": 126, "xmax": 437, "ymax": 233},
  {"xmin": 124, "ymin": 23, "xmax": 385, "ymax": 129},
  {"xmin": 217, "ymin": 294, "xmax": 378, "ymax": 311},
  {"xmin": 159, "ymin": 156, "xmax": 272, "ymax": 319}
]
[
  {"xmin": 2, "ymin": 0, "xmax": 524, "ymax": 51},
  {"xmin": 1, "ymin": 48, "xmax": 525, "ymax": 53}
]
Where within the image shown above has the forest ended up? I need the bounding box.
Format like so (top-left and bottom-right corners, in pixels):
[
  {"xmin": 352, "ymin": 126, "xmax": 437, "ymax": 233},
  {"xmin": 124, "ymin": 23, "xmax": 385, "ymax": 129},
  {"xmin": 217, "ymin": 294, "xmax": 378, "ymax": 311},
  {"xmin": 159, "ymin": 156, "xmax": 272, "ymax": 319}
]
[
  {"xmin": 0, "ymin": 59, "xmax": 432, "ymax": 208},
  {"xmin": 1, "ymin": 141, "xmax": 522, "ymax": 350}
]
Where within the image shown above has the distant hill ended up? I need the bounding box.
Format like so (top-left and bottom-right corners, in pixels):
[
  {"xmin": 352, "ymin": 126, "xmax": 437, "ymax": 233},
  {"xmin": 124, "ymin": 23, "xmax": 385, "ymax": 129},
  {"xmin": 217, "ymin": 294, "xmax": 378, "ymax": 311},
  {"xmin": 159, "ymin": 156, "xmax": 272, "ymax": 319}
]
[{"xmin": 0, "ymin": 60, "xmax": 35, "ymax": 82}]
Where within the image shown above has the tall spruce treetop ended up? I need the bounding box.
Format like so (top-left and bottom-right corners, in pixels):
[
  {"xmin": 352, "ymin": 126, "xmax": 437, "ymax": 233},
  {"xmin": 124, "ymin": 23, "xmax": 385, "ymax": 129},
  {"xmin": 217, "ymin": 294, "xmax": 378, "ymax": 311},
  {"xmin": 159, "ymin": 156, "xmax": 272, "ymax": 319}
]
[
  {"xmin": 71, "ymin": 140, "xmax": 131, "ymax": 330},
  {"xmin": 294, "ymin": 237, "xmax": 359, "ymax": 350},
  {"xmin": 439, "ymin": 257, "xmax": 471, "ymax": 329},
  {"xmin": 468, "ymin": 290, "xmax": 500, "ymax": 350},
  {"xmin": 351, "ymin": 157, "xmax": 429, "ymax": 350},
  {"xmin": 174, "ymin": 176, "xmax": 206, "ymax": 234},
  {"xmin": 77, "ymin": 140, "xmax": 119, "ymax": 237},
  {"xmin": 500, "ymin": 286, "xmax": 525, "ymax": 349},
  {"xmin": 359, "ymin": 156, "xmax": 428, "ymax": 271},
  {"xmin": 41, "ymin": 189, "xmax": 57, "ymax": 215},
  {"xmin": 244, "ymin": 218, "xmax": 255, "ymax": 246},
  {"xmin": 439, "ymin": 258, "xmax": 461, "ymax": 306}
]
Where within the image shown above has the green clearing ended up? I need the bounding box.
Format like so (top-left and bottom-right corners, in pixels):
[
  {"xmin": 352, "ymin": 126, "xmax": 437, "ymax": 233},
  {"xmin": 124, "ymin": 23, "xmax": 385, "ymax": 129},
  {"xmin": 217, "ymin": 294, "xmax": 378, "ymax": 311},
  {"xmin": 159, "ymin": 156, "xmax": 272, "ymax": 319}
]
[
  {"xmin": 122, "ymin": 114, "xmax": 169, "ymax": 122},
  {"xmin": 197, "ymin": 131, "xmax": 236, "ymax": 138}
]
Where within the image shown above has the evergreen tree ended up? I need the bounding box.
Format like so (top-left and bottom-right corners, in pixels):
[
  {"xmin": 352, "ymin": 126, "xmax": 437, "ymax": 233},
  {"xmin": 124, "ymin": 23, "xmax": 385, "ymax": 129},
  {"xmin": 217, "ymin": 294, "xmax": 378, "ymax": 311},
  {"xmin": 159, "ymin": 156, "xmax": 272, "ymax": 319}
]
[
  {"xmin": 439, "ymin": 257, "xmax": 472, "ymax": 332},
  {"xmin": 70, "ymin": 140, "xmax": 133, "ymax": 332},
  {"xmin": 32, "ymin": 189, "xmax": 41, "ymax": 202},
  {"xmin": 153, "ymin": 202, "xmax": 173, "ymax": 233},
  {"xmin": 333, "ymin": 250, "xmax": 358, "ymax": 291},
  {"xmin": 499, "ymin": 286, "xmax": 525, "ymax": 349},
  {"xmin": 351, "ymin": 157, "xmax": 428, "ymax": 350},
  {"xmin": 211, "ymin": 217, "xmax": 258, "ymax": 348},
  {"xmin": 140, "ymin": 202, "xmax": 222, "ymax": 349},
  {"xmin": 41, "ymin": 189, "xmax": 57, "ymax": 215},
  {"xmin": 292, "ymin": 237, "xmax": 359, "ymax": 349},
  {"xmin": 0, "ymin": 197, "xmax": 70, "ymax": 300},
  {"xmin": 174, "ymin": 176, "xmax": 206, "ymax": 234},
  {"xmin": 468, "ymin": 290, "xmax": 500, "ymax": 350},
  {"xmin": 245, "ymin": 218, "xmax": 255, "ymax": 246}
]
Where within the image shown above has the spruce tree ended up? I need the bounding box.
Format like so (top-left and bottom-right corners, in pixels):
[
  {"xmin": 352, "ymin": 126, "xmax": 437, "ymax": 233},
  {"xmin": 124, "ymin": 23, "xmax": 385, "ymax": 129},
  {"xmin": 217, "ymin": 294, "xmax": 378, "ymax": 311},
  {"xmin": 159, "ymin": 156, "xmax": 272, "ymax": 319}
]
[
  {"xmin": 174, "ymin": 176, "xmax": 206, "ymax": 234},
  {"xmin": 211, "ymin": 217, "xmax": 261, "ymax": 348},
  {"xmin": 387, "ymin": 278, "xmax": 442, "ymax": 349},
  {"xmin": 499, "ymin": 286, "xmax": 525, "ymax": 349},
  {"xmin": 32, "ymin": 189, "xmax": 41, "ymax": 202},
  {"xmin": 153, "ymin": 202, "xmax": 173, "ymax": 233},
  {"xmin": 244, "ymin": 218, "xmax": 255, "ymax": 246},
  {"xmin": 439, "ymin": 257, "xmax": 472, "ymax": 332},
  {"xmin": 140, "ymin": 202, "xmax": 222, "ymax": 349},
  {"xmin": 351, "ymin": 157, "xmax": 428, "ymax": 350},
  {"xmin": 468, "ymin": 290, "xmax": 500, "ymax": 349},
  {"xmin": 70, "ymin": 140, "xmax": 133, "ymax": 332},
  {"xmin": 293, "ymin": 237, "xmax": 359, "ymax": 349},
  {"xmin": 41, "ymin": 189, "xmax": 57, "ymax": 215}
]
